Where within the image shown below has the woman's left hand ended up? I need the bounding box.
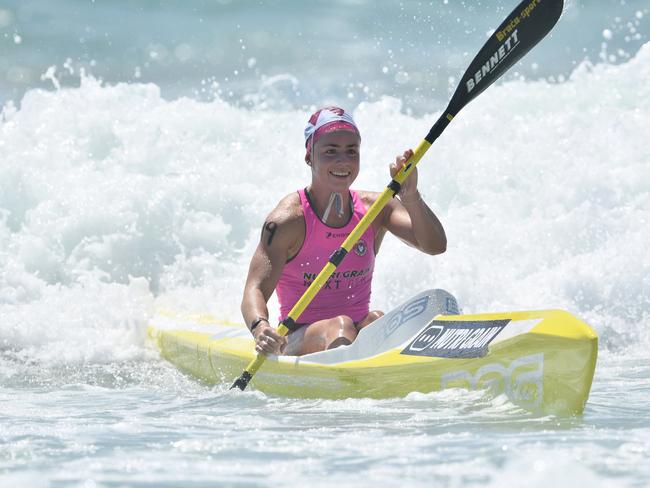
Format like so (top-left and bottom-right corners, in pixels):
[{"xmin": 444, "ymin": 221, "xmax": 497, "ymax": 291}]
[{"xmin": 389, "ymin": 149, "xmax": 418, "ymax": 202}]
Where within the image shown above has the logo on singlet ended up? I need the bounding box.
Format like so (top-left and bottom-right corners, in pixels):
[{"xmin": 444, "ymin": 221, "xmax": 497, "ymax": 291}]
[
  {"xmin": 326, "ymin": 231, "xmax": 349, "ymax": 239},
  {"xmin": 354, "ymin": 239, "xmax": 368, "ymax": 257}
]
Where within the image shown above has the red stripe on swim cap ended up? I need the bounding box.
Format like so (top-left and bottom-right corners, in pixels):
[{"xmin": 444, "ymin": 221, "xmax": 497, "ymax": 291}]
[{"xmin": 304, "ymin": 106, "xmax": 360, "ymax": 159}]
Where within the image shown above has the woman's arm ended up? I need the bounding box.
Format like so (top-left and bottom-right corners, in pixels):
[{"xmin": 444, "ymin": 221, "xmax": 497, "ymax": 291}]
[
  {"xmin": 380, "ymin": 149, "xmax": 447, "ymax": 255},
  {"xmin": 241, "ymin": 196, "xmax": 304, "ymax": 354}
]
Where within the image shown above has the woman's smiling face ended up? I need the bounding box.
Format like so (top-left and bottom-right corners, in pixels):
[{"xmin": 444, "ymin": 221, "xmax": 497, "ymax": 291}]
[{"xmin": 309, "ymin": 130, "xmax": 361, "ymax": 191}]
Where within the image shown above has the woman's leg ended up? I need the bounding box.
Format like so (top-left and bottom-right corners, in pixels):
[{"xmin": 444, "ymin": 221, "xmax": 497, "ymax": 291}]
[
  {"xmin": 355, "ymin": 310, "xmax": 384, "ymax": 331},
  {"xmin": 285, "ymin": 315, "xmax": 358, "ymax": 356}
]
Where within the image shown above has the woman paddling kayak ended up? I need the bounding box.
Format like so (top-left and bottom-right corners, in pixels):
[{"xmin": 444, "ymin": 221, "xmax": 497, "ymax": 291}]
[{"xmin": 241, "ymin": 106, "xmax": 447, "ymax": 356}]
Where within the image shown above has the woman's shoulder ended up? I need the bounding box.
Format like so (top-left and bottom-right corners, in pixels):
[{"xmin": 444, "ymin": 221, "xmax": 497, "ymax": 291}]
[
  {"xmin": 354, "ymin": 189, "xmax": 396, "ymax": 230},
  {"xmin": 266, "ymin": 191, "xmax": 304, "ymax": 228},
  {"xmin": 355, "ymin": 189, "xmax": 381, "ymax": 208}
]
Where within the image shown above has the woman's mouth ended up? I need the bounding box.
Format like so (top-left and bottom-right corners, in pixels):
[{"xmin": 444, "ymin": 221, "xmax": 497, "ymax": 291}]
[{"xmin": 330, "ymin": 170, "xmax": 351, "ymax": 178}]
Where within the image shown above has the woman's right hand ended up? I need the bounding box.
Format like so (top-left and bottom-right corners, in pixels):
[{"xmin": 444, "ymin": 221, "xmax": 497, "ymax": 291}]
[{"xmin": 253, "ymin": 322, "xmax": 287, "ymax": 355}]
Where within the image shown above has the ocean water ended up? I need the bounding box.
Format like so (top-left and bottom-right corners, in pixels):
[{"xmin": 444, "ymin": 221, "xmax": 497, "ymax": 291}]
[{"xmin": 1, "ymin": 0, "xmax": 649, "ymax": 486}]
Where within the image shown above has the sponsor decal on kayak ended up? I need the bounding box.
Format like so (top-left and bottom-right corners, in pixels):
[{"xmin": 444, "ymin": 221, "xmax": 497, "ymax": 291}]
[
  {"xmin": 401, "ymin": 319, "xmax": 509, "ymax": 358},
  {"xmin": 445, "ymin": 296, "xmax": 459, "ymax": 315},
  {"xmin": 440, "ymin": 353, "xmax": 544, "ymax": 409},
  {"xmin": 384, "ymin": 295, "xmax": 429, "ymax": 339}
]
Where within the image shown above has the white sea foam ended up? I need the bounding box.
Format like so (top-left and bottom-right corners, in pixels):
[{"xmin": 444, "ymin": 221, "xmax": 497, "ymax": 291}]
[{"xmin": 1, "ymin": 44, "xmax": 648, "ymax": 371}]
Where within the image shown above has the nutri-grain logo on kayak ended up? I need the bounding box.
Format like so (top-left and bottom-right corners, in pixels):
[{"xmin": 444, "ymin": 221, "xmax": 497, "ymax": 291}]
[{"xmin": 401, "ymin": 319, "xmax": 510, "ymax": 358}]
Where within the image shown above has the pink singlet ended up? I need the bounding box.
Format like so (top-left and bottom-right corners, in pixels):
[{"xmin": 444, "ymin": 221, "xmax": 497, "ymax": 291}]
[{"xmin": 276, "ymin": 189, "xmax": 376, "ymax": 325}]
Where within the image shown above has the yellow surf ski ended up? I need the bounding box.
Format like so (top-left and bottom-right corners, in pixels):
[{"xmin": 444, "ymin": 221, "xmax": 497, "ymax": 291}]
[{"xmin": 148, "ymin": 290, "xmax": 597, "ymax": 416}]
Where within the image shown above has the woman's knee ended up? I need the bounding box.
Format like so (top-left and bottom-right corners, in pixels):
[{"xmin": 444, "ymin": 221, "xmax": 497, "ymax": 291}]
[
  {"xmin": 367, "ymin": 310, "xmax": 384, "ymax": 321},
  {"xmin": 329, "ymin": 315, "xmax": 356, "ymax": 339},
  {"xmin": 356, "ymin": 310, "xmax": 384, "ymax": 331},
  {"xmin": 325, "ymin": 315, "xmax": 356, "ymax": 349},
  {"xmin": 293, "ymin": 316, "xmax": 358, "ymax": 354}
]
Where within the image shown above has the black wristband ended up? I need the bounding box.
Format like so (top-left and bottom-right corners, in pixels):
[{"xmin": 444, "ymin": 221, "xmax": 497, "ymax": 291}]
[{"xmin": 250, "ymin": 317, "xmax": 269, "ymax": 333}]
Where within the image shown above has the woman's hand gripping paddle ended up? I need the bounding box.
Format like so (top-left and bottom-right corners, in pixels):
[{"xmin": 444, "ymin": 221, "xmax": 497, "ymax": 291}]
[{"xmin": 232, "ymin": 0, "xmax": 564, "ymax": 391}]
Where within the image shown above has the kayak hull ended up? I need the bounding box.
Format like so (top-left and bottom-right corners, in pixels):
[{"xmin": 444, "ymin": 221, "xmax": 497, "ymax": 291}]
[{"xmin": 148, "ymin": 291, "xmax": 597, "ymax": 415}]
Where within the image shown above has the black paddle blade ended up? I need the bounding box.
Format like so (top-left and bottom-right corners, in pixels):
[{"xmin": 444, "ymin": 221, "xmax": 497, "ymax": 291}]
[
  {"xmin": 230, "ymin": 371, "xmax": 252, "ymax": 391},
  {"xmin": 426, "ymin": 0, "xmax": 564, "ymax": 143},
  {"xmin": 452, "ymin": 0, "xmax": 564, "ymax": 111}
]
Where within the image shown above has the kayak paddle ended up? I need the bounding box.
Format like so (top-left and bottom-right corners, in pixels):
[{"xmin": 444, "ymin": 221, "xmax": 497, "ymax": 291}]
[{"xmin": 232, "ymin": 0, "xmax": 565, "ymax": 391}]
